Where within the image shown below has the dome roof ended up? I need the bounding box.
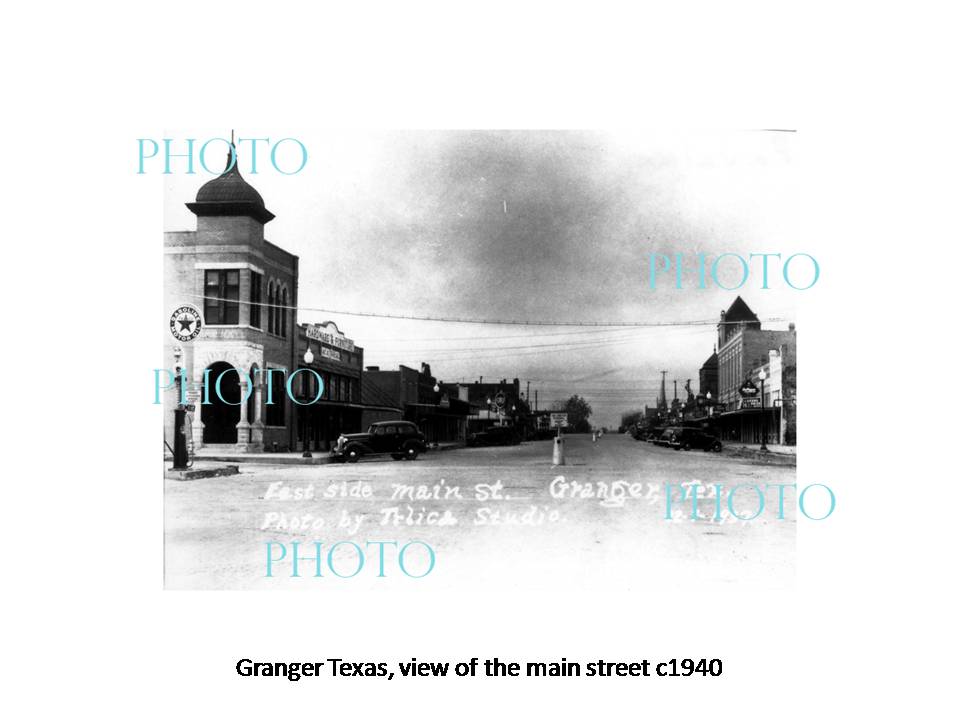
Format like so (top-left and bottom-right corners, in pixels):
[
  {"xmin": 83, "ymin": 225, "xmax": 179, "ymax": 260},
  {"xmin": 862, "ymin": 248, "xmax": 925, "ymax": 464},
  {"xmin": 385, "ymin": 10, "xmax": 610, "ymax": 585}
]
[{"xmin": 186, "ymin": 147, "xmax": 275, "ymax": 224}]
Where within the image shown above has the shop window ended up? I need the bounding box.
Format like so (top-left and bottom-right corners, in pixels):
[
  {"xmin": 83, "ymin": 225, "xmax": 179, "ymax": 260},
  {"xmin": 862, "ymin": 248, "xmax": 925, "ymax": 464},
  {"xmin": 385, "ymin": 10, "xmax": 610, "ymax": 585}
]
[
  {"xmin": 204, "ymin": 270, "xmax": 240, "ymax": 325},
  {"xmin": 267, "ymin": 283, "xmax": 275, "ymax": 334},
  {"xmin": 250, "ymin": 271, "xmax": 262, "ymax": 328},
  {"xmin": 265, "ymin": 370, "xmax": 285, "ymax": 426},
  {"xmin": 299, "ymin": 368, "xmax": 320, "ymax": 400}
]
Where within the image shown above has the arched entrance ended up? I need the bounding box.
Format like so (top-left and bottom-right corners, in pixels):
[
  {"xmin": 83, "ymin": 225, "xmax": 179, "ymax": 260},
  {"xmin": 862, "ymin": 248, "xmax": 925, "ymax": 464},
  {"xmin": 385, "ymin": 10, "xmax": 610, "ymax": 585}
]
[{"xmin": 202, "ymin": 361, "xmax": 241, "ymax": 443}]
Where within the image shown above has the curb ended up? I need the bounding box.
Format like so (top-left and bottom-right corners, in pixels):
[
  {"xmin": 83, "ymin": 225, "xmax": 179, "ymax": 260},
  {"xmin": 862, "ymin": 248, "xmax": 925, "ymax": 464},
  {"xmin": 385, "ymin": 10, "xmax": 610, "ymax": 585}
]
[
  {"xmin": 165, "ymin": 464, "xmax": 241, "ymax": 481},
  {"xmin": 194, "ymin": 454, "xmax": 335, "ymax": 466},
  {"xmin": 723, "ymin": 448, "xmax": 797, "ymax": 467}
]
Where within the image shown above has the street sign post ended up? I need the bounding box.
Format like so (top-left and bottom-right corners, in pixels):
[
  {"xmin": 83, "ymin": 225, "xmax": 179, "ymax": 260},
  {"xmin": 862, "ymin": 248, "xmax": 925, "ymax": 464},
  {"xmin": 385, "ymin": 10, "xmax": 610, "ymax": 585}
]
[{"xmin": 549, "ymin": 412, "xmax": 568, "ymax": 428}]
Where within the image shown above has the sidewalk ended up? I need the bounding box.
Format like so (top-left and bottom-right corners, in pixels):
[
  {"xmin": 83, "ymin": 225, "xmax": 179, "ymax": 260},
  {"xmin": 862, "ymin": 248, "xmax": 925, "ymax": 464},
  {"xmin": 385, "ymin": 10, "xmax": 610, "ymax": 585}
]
[
  {"xmin": 164, "ymin": 460, "xmax": 240, "ymax": 481},
  {"xmin": 184, "ymin": 441, "xmax": 464, "ymax": 466},
  {"xmin": 724, "ymin": 443, "xmax": 797, "ymax": 466}
]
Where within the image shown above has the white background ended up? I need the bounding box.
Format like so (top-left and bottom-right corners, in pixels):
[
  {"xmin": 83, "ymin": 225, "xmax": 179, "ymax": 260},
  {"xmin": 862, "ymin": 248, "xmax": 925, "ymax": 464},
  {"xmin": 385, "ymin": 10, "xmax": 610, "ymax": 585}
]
[{"xmin": 2, "ymin": 2, "xmax": 956, "ymax": 717}]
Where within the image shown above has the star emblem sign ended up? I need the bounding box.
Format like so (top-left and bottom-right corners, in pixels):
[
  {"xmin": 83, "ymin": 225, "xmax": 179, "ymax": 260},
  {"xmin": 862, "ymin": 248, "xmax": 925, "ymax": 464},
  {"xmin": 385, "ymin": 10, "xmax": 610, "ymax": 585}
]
[{"xmin": 169, "ymin": 305, "xmax": 203, "ymax": 342}]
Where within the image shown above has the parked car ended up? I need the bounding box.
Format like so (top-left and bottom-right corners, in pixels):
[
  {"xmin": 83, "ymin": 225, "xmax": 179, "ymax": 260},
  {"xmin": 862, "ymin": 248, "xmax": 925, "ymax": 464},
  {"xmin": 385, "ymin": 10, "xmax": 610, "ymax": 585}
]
[
  {"xmin": 466, "ymin": 425, "xmax": 521, "ymax": 447},
  {"xmin": 655, "ymin": 427, "xmax": 680, "ymax": 446},
  {"xmin": 665, "ymin": 427, "xmax": 722, "ymax": 452},
  {"xmin": 331, "ymin": 421, "xmax": 428, "ymax": 462}
]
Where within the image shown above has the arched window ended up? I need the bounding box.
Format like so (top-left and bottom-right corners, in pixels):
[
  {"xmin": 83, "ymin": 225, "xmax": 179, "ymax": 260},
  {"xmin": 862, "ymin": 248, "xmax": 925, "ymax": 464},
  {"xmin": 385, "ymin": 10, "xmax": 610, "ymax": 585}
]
[
  {"xmin": 267, "ymin": 283, "xmax": 275, "ymax": 334},
  {"xmin": 280, "ymin": 287, "xmax": 288, "ymax": 337}
]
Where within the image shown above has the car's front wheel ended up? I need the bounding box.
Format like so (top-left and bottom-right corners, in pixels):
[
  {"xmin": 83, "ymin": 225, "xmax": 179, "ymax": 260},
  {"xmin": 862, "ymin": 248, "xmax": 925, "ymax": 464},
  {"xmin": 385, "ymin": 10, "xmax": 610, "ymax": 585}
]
[
  {"xmin": 711, "ymin": 442, "xmax": 722, "ymax": 452},
  {"xmin": 404, "ymin": 446, "xmax": 420, "ymax": 461},
  {"xmin": 345, "ymin": 447, "xmax": 361, "ymax": 463}
]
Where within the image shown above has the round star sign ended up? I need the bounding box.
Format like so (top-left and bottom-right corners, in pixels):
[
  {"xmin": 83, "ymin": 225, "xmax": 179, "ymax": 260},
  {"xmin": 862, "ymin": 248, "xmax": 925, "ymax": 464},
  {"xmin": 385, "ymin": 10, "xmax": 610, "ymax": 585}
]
[{"xmin": 170, "ymin": 304, "xmax": 203, "ymax": 342}]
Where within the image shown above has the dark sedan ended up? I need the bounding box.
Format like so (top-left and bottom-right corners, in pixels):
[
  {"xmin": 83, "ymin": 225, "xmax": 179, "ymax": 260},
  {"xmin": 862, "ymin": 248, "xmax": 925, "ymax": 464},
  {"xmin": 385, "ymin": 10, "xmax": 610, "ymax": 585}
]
[
  {"xmin": 665, "ymin": 427, "xmax": 722, "ymax": 452},
  {"xmin": 331, "ymin": 421, "xmax": 428, "ymax": 462},
  {"xmin": 466, "ymin": 426, "xmax": 520, "ymax": 447}
]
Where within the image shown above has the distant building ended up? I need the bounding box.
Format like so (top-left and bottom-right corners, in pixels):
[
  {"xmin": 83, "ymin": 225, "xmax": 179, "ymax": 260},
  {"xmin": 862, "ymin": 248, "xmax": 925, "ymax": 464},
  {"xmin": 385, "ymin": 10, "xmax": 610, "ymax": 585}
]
[
  {"xmin": 748, "ymin": 345, "xmax": 797, "ymax": 445},
  {"xmin": 714, "ymin": 296, "xmax": 797, "ymax": 444},
  {"xmin": 440, "ymin": 378, "xmax": 528, "ymax": 434},
  {"xmin": 365, "ymin": 364, "xmax": 471, "ymax": 443},
  {"xmin": 699, "ymin": 350, "xmax": 718, "ymax": 400}
]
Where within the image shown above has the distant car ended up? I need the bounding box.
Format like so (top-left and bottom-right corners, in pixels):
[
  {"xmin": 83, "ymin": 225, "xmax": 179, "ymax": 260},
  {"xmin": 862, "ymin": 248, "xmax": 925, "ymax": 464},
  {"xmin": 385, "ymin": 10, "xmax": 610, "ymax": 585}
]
[
  {"xmin": 639, "ymin": 426, "xmax": 661, "ymax": 441},
  {"xmin": 331, "ymin": 421, "xmax": 427, "ymax": 462},
  {"xmin": 643, "ymin": 426, "xmax": 667, "ymax": 444},
  {"xmin": 665, "ymin": 427, "xmax": 722, "ymax": 452},
  {"xmin": 466, "ymin": 426, "xmax": 520, "ymax": 447}
]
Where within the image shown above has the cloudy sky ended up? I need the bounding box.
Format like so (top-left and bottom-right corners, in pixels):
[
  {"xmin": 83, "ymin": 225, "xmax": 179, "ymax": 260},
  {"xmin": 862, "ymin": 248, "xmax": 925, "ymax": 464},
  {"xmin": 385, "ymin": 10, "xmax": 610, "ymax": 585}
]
[{"xmin": 165, "ymin": 130, "xmax": 800, "ymax": 428}]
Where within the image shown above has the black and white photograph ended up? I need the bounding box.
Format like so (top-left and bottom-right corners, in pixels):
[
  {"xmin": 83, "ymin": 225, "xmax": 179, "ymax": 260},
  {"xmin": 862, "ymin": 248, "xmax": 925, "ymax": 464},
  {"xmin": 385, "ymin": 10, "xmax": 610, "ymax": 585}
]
[{"xmin": 161, "ymin": 130, "xmax": 806, "ymax": 590}]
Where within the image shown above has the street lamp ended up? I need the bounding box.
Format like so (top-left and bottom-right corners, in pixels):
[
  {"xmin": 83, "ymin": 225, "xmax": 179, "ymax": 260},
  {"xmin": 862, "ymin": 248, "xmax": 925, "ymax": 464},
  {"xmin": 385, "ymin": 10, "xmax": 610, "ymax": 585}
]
[
  {"xmin": 302, "ymin": 343, "xmax": 314, "ymax": 458},
  {"xmin": 758, "ymin": 368, "xmax": 768, "ymax": 452}
]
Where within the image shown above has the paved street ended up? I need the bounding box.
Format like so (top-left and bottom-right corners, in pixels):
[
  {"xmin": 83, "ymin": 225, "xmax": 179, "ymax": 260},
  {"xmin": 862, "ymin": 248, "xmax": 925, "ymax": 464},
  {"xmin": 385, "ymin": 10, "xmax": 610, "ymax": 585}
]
[{"xmin": 165, "ymin": 433, "xmax": 796, "ymax": 591}]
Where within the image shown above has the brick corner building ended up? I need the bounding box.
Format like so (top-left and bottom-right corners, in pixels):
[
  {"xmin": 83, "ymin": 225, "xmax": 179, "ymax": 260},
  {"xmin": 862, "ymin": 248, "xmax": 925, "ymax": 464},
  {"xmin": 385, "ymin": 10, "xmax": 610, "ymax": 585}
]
[{"xmin": 163, "ymin": 146, "xmax": 298, "ymax": 452}]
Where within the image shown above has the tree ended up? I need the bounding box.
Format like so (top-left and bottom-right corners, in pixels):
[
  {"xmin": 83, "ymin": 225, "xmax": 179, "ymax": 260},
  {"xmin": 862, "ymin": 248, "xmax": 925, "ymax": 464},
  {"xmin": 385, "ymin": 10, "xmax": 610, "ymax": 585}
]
[{"xmin": 562, "ymin": 394, "xmax": 593, "ymax": 433}]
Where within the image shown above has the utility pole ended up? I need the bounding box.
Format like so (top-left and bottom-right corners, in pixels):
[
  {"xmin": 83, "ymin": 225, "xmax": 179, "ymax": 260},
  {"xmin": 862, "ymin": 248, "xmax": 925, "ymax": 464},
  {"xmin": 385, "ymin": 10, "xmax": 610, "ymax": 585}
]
[
  {"xmin": 535, "ymin": 390, "xmax": 538, "ymax": 411},
  {"xmin": 658, "ymin": 370, "xmax": 668, "ymax": 411}
]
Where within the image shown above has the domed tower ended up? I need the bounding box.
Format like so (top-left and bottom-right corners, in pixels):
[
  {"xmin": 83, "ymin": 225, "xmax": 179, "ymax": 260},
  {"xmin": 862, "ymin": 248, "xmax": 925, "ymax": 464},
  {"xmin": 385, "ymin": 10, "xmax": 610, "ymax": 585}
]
[
  {"xmin": 186, "ymin": 147, "xmax": 276, "ymax": 225},
  {"xmin": 164, "ymin": 142, "xmax": 299, "ymax": 453},
  {"xmin": 183, "ymin": 146, "xmax": 276, "ymax": 247}
]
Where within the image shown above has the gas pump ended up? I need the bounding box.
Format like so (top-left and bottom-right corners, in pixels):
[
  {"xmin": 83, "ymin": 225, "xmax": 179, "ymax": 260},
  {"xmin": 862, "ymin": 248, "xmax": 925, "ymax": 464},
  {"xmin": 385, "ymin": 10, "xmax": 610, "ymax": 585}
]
[{"xmin": 173, "ymin": 405, "xmax": 189, "ymax": 470}]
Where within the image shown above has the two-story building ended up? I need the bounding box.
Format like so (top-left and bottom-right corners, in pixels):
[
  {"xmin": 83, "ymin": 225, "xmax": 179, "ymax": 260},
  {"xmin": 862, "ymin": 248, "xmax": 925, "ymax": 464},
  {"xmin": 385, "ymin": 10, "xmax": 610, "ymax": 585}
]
[
  {"xmin": 163, "ymin": 146, "xmax": 298, "ymax": 452},
  {"xmin": 291, "ymin": 321, "xmax": 366, "ymax": 452},
  {"xmin": 364, "ymin": 364, "xmax": 471, "ymax": 444}
]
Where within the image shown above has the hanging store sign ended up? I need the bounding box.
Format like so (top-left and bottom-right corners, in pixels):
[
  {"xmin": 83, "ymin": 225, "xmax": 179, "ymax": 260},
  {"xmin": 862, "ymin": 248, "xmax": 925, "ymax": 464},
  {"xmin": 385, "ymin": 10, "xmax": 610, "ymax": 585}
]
[
  {"xmin": 740, "ymin": 397, "xmax": 761, "ymax": 409},
  {"xmin": 739, "ymin": 380, "xmax": 759, "ymax": 397},
  {"xmin": 306, "ymin": 321, "xmax": 355, "ymax": 352},
  {"xmin": 320, "ymin": 347, "xmax": 341, "ymax": 362}
]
